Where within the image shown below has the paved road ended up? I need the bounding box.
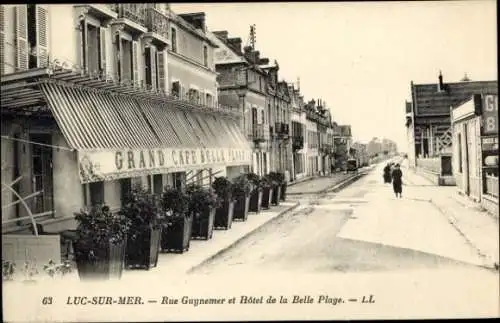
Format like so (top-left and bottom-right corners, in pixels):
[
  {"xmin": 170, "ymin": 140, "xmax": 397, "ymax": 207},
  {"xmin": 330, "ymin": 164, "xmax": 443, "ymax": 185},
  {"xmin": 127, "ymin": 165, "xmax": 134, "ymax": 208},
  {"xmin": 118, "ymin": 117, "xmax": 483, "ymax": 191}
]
[{"xmin": 186, "ymin": 161, "xmax": 499, "ymax": 318}]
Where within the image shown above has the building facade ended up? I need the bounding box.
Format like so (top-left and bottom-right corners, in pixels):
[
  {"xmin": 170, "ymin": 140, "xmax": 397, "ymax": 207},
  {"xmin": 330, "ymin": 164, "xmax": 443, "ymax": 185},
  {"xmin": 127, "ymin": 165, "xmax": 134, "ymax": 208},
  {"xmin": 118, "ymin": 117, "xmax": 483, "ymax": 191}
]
[
  {"xmin": 210, "ymin": 30, "xmax": 270, "ymax": 178},
  {"xmin": 1, "ymin": 4, "xmax": 251, "ymax": 233},
  {"xmin": 405, "ymin": 72, "xmax": 497, "ymax": 185},
  {"xmin": 451, "ymin": 93, "xmax": 498, "ymax": 215},
  {"xmin": 289, "ymin": 84, "xmax": 307, "ymax": 181}
]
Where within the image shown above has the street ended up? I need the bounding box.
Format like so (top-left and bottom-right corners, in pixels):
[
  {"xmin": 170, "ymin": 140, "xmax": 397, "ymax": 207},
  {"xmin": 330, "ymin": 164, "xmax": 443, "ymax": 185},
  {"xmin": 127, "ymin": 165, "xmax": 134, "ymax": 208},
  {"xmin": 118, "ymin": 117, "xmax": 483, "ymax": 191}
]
[{"xmin": 190, "ymin": 162, "xmax": 494, "ymax": 275}]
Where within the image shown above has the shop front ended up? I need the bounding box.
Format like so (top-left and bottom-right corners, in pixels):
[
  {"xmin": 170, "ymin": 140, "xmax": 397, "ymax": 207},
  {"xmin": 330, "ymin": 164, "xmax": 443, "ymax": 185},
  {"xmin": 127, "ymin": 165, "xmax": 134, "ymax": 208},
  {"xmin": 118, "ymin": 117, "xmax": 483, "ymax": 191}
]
[{"xmin": 1, "ymin": 67, "xmax": 252, "ymax": 234}]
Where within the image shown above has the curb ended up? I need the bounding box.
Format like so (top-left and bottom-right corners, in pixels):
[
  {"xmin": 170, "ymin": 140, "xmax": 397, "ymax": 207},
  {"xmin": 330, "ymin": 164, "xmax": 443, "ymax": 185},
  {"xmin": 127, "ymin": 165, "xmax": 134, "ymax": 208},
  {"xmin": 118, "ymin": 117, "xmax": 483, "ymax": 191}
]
[
  {"xmin": 287, "ymin": 171, "xmax": 367, "ymax": 196},
  {"xmin": 429, "ymin": 198, "xmax": 499, "ymax": 271},
  {"xmin": 186, "ymin": 201, "xmax": 301, "ymax": 274}
]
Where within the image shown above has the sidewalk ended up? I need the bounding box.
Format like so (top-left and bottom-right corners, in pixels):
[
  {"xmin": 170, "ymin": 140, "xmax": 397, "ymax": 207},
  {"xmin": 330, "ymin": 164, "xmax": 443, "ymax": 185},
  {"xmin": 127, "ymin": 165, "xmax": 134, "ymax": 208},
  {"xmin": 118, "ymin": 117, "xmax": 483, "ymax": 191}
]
[
  {"xmin": 287, "ymin": 171, "xmax": 365, "ymax": 195},
  {"xmin": 402, "ymin": 162, "xmax": 499, "ymax": 270},
  {"xmin": 122, "ymin": 200, "xmax": 300, "ymax": 280}
]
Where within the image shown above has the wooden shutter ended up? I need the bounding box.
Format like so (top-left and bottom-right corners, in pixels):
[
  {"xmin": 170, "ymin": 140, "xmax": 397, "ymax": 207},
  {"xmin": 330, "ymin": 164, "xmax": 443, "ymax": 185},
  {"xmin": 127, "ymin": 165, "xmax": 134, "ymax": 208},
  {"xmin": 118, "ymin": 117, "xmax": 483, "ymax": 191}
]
[
  {"xmin": 149, "ymin": 46, "xmax": 156, "ymax": 90},
  {"xmin": 99, "ymin": 27, "xmax": 106, "ymax": 76},
  {"xmin": 15, "ymin": 5, "xmax": 28, "ymax": 71},
  {"xmin": 157, "ymin": 50, "xmax": 165, "ymax": 92},
  {"xmin": 35, "ymin": 5, "xmax": 48, "ymax": 67},
  {"xmin": 115, "ymin": 33, "xmax": 121, "ymax": 81},
  {"xmin": 0, "ymin": 5, "xmax": 5, "ymax": 75},
  {"xmin": 132, "ymin": 40, "xmax": 138, "ymax": 86},
  {"xmin": 81, "ymin": 20, "xmax": 88, "ymax": 71}
]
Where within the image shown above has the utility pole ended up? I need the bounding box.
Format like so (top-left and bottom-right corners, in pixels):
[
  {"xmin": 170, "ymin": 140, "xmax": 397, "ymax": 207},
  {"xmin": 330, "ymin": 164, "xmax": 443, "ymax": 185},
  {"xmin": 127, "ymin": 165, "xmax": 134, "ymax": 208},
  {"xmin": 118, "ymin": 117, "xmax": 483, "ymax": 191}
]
[{"xmin": 248, "ymin": 24, "xmax": 256, "ymax": 50}]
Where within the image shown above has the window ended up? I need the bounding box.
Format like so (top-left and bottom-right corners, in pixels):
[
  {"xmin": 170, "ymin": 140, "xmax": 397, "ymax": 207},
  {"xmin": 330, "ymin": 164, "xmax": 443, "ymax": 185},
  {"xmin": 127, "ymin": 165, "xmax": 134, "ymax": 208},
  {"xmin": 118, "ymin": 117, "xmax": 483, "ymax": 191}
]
[
  {"xmin": 171, "ymin": 81, "xmax": 180, "ymax": 97},
  {"xmin": 120, "ymin": 178, "xmax": 132, "ymax": 204},
  {"xmin": 203, "ymin": 45, "xmax": 208, "ymax": 67},
  {"xmin": 88, "ymin": 181, "xmax": 104, "ymax": 207},
  {"xmin": 205, "ymin": 93, "xmax": 213, "ymax": 107},
  {"xmin": 30, "ymin": 134, "xmax": 53, "ymax": 215},
  {"xmin": 152, "ymin": 174, "xmax": 163, "ymax": 195},
  {"xmin": 120, "ymin": 38, "xmax": 133, "ymax": 81},
  {"xmin": 26, "ymin": 5, "xmax": 49, "ymax": 69},
  {"xmin": 171, "ymin": 27, "xmax": 177, "ymax": 53}
]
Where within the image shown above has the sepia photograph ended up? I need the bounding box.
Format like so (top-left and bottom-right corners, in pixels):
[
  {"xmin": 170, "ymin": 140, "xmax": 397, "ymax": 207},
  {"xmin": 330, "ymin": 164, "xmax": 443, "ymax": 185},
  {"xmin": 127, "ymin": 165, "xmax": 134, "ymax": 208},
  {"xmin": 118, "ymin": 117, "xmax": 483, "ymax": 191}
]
[{"xmin": 1, "ymin": 1, "xmax": 498, "ymax": 321}]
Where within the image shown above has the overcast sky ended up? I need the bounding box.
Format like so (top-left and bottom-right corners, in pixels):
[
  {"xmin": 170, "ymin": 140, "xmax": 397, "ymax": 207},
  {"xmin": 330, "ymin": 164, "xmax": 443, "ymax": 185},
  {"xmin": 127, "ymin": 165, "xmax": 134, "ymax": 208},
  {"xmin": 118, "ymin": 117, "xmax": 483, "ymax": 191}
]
[{"xmin": 172, "ymin": 1, "xmax": 497, "ymax": 151}]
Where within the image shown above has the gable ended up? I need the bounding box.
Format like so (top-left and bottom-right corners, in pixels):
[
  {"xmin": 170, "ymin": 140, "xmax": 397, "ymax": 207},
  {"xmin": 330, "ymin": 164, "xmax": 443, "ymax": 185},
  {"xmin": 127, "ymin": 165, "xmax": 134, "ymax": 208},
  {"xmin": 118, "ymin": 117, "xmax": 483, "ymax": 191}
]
[{"xmin": 207, "ymin": 32, "xmax": 246, "ymax": 65}]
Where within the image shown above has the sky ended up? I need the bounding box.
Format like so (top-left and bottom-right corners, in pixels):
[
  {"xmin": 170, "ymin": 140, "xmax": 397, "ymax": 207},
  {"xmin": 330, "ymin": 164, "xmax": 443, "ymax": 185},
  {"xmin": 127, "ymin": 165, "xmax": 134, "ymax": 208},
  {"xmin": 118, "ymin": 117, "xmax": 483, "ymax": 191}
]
[{"xmin": 172, "ymin": 1, "xmax": 497, "ymax": 152}]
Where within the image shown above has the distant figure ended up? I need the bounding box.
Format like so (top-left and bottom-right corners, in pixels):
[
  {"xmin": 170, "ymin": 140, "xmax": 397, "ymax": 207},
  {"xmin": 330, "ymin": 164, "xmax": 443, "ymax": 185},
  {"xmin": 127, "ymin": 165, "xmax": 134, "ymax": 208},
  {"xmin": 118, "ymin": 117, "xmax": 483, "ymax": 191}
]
[
  {"xmin": 383, "ymin": 163, "xmax": 392, "ymax": 183},
  {"xmin": 330, "ymin": 163, "xmax": 335, "ymax": 175},
  {"xmin": 391, "ymin": 164, "xmax": 403, "ymax": 198}
]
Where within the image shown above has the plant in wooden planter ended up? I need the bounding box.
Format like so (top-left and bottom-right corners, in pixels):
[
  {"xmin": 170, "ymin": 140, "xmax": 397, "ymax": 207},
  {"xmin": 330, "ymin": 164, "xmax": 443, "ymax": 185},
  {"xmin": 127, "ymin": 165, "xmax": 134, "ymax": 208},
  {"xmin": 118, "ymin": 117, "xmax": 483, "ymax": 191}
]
[
  {"xmin": 260, "ymin": 175, "xmax": 274, "ymax": 209},
  {"xmin": 186, "ymin": 184, "xmax": 219, "ymax": 240},
  {"xmin": 119, "ymin": 185, "xmax": 164, "ymax": 270},
  {"xmin": 232, "ymin": 174, "xmax": 253, "ymax": 221},
  {"xmin": 160, "ymin": 186, "xmax": 192, "ymax": 253},
  {"xmin": 73, "ymin": 205, "xmax": 131, "ymax": 281},
  {"xmin": 212, "ymin": 177, "xmax": 235, "ymax": 230},
  {"xmin": 267, "ymin": 172, "xmax": 282, "ymax": 206},
  {"xmin": 247, "ymin": 173, "xmax": 264, "ymax": 213}
]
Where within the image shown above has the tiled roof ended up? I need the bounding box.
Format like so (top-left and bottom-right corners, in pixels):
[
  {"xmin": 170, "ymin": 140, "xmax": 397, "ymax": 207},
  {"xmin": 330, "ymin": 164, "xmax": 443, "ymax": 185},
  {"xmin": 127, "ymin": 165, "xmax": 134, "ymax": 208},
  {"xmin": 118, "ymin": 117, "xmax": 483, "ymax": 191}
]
[{"xmin": 413, "ymin": 80, "xmax": 498, "ymax": 116}]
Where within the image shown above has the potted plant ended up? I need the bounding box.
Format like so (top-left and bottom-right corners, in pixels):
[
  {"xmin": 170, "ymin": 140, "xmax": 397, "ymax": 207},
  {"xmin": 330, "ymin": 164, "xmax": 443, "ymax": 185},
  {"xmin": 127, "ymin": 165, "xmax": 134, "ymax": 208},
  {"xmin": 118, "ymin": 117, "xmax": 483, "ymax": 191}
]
[
  {"xmin": 212, "ymin": 177, "xmax": 235, "ymax": 230},
  {"xmin": 73, "ymin": 205, "xmax": 131, "ymax": 280},
  {"xmin": 268, "ymin": 172, "xmax": 282, "ymax": 206},
  {"xmin": 187, "ymin": 184, "xmax": 219, "ymax": 240},
  {"xmin": 119, "ymin": 186, "xmax": 163, "ymax": 270},
  {"xmin": 276, "ymin": 172, "xmax": 287, "ymax": 201},
  {"xmin": 160, "ymin": 186, "xmax": 192, "ymax": 253},
  {"xmin": 247, "ymin": 173, "xmax": 264, "ymax": 213},
  {"xmin": 260, "ymin": 175, "xmax": 274, "ymax": 210},
  {"xmin": 231, "ymin": 174, "xmax": 253, "ymax": 221}
]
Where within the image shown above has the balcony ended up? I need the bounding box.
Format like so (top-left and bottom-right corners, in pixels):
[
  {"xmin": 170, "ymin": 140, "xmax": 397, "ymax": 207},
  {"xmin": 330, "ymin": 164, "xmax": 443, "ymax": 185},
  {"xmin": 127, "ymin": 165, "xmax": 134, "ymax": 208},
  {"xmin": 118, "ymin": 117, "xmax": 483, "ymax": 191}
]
[
  {"xmin": 111, "ymin": 4, "xmax": 148, "ymax": 37},
  {"xmin": 168, "ymin": 89, "xmax": 240, "ymax": 119},
  {"xmin": 143, "ymin": 8, "xmax": 169, "ymax": 51},
  {"xmin": 274, "ymin": 122, "xmax": 290, "ymax": 139},
  {"xmin": 252, "ymin": 124, "xmax": 267, "ymax": 143},
  {"xmin": 292, "ymin": 136, "xmax": 304, "ymax": 151},
  {"xmin": 75, "ymin": 4, "xmax": 118, "ymax": 25}
]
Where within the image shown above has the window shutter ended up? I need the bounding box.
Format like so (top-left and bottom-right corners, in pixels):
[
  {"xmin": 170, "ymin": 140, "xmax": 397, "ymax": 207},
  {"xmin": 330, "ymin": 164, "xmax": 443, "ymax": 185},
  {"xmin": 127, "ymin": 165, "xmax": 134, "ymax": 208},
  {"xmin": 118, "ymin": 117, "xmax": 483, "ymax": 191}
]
[
  {"xmin": 81, "ymin": 20, "xmax": 88, "ymax": 71},
  {"xmin": 132, "ymin": 40, "xmax": 139, "ymax": 86},
  {"xmin": 99, "ymin": 27, "xmax": 106, "ymax": 76},
  {"xmin": 157, "ymin": 50, "xmax": 165, "ymax": 93},
  {"xmin": 114, "ymin": 33, "xmax": 121, "ymax": 81},
  {"xmin": 149, "ymin": 46, "xmax": 157, "ymax": 90},
  {"xmin": 0, "ymin": 5, "xmax": 5, "ymax": 75},
  {"xmin": 15, "ymin": 5, "xmax": 28, "ymax": 71},
  {"xmin": 35, "ymin": 5, "xmax": 49, "ymax": 67}
]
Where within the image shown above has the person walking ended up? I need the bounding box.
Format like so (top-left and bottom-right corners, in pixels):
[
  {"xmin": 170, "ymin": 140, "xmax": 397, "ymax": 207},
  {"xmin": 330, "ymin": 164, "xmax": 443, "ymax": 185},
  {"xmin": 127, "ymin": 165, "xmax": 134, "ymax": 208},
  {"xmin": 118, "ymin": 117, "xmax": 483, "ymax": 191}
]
[
  {"xmin": 391, "ymin": 163, "xmax": 403, "ymax": 198},
  {"xmin": 383, "ymin": 163, "xmax": 392, "ymax": 183}
]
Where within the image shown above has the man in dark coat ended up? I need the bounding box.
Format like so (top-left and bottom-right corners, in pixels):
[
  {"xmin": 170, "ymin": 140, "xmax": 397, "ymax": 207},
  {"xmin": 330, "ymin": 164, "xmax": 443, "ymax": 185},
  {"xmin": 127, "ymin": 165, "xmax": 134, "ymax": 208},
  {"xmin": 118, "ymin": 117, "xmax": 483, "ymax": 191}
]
[
  {"xmin": 391, "ymin": 163, "xmax": 403, "ymax": 198},
  {"xmin": 383, "ymin": 163, "xmax": 392, "ymax": 183}
]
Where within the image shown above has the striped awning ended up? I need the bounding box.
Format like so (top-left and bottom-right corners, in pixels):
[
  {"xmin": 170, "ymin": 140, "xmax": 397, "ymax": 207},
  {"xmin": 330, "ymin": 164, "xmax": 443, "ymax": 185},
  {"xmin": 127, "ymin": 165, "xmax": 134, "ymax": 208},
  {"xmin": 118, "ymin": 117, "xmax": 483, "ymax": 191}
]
[{"xmin": 39, "ymin": 81, "xmax": 252, "ymax": 183}]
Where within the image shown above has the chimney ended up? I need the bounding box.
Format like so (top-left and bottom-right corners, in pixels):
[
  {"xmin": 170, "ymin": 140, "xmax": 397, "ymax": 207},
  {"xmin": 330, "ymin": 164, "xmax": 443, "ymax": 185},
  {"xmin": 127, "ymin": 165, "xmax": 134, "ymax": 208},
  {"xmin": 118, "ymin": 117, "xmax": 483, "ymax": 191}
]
[
  {"xmin": 244, "ymin": 45, "xmax": 253, "ymax": 55},
  {"xmin": 213, "ymin": 30, "xmax": 228, "ymax": 40},
  {"xmin": 179, "ymin": 12, "xmax": 206, "ymax": 32},
  {"xmin": 226, "ymin": 37, "xmax": 242, "ymax": 54},
  {"xmin": 437, "ymin": 70, "xmax": 444, "ymax": 92},
  {"xmin": 252, "ymin": 50, "xmax": 260, "ymax": 64},
  {"xmin": 259, "ymin": 57, "xmax": 269, "ymax": 65}
]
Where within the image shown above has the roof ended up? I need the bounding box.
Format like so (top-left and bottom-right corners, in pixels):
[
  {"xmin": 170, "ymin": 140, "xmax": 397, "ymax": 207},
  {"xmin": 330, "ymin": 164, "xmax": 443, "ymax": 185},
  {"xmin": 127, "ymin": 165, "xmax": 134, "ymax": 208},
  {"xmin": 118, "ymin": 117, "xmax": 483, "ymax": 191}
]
[
  {"xmin": 412, "ymin": 80, "xmax": 498, "ymax": 116},
  {"xmin": 208, "ymin": 31, "xmax": 246, "ymax": 65}
]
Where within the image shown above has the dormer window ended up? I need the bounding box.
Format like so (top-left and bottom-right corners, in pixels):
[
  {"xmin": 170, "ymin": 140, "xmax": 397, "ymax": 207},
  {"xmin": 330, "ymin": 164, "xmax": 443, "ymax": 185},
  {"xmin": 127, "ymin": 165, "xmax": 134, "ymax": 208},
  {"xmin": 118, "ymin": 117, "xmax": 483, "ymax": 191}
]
[{"xmin": 203, "ymin": 45, "xmax": 208, "ymax": 67}]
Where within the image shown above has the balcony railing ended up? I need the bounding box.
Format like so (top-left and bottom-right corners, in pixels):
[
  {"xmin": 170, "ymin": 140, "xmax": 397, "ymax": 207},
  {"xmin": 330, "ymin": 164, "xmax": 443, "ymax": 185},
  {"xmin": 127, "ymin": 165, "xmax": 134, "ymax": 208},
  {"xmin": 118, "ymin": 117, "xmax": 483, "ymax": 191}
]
[
  {"xmin": 168, "ymin": 90, "xmax": 240, "ymax": 118},
  {"xmin": 485, "ymin": 173, "xmax": 499, "ymax": 198},
  {"xmin": 274, "ymin": 122, "xmax": 290, "ymax": 137},
  {"xmin": 252, "ymin": 124, "xmax": 266, "ymax": 143},
  {"xmin": 146, "ymin": 7, "xmax": 169, "ymax": 40},
  {"xmin": 118, "ymin": 4, "xmax": 147, "ymax": 26}
]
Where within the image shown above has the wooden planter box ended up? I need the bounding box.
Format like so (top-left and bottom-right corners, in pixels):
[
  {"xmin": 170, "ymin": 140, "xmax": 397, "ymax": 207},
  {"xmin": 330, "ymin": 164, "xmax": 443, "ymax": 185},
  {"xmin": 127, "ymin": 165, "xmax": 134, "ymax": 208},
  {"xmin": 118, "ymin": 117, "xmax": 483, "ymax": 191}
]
[
  {"xmin": 233, "ymin": 195, "xmax": 250, "ymax": 221},
  {"xmin": 280, "ymin": 183, "xmax": 287, "ymax": 201},
  {"xmin": 74, "ymin": 239, "xmax": 126, "ymax": 280},
  {"xmin": 249, "ymin": 190, "xmax": 263, "ymax": 213},
  {"xmin": 261, "ymin": 187, "xmax": 273, "ymax": 209},
  {"xmin": 125, "ymin": 227, "xmax": 162, "ymax": 270},
  {"xmin": 214, "ymin": 200, "xmax": 235, "ymax": 230},
  {"xmin": 271, "ymin": 185, "xmax": 282, "ymax": 206},
  {"xmin": 191, "ymin": 207, "xmax": 216, "ymax": 240},
  {"xmin": 161, "ymin": 215, "xmax": 193, "ymax": 253}
]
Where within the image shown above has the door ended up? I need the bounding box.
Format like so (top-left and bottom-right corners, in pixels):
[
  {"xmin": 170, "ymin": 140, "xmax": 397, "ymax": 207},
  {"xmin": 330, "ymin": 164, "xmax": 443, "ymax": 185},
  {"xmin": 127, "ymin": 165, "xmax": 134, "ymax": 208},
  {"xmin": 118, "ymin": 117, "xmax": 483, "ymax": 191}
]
[{"xmin": 463, "ymin": 123, "xmax": 470, "ymax": 195}]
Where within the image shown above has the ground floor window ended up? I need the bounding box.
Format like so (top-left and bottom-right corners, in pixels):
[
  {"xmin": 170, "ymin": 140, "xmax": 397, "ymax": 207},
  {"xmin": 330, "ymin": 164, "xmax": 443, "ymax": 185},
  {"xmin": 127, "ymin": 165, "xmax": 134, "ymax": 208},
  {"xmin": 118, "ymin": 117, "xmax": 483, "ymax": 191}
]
[
  {"xmin": 120, "ymin": 178, "xmax": 132, "ymax": 204},
  {"xmin": 84, "ymin": 181, "xmax": 104, "ymax": 207},
  {"xmin": 30, "ymin": 133, "xmax": 54, "ymax": 215}
]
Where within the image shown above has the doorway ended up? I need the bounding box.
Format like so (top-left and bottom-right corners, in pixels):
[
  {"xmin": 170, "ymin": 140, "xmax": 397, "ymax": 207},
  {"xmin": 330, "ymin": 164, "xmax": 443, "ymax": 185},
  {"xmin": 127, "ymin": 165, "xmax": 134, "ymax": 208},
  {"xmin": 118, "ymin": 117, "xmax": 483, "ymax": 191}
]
[{"xmin": 30, "ymin": 134, "xmax": 54, "ymax": 215}]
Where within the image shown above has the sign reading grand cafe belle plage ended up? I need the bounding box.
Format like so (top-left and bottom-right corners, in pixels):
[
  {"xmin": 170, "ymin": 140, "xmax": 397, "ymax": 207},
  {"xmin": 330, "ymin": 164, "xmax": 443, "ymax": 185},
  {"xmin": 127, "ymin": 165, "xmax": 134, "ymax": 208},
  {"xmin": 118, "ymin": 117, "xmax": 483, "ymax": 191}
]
[{"xmin": 78, "ymin": 147, "xmax": 252, "ymax": 183}]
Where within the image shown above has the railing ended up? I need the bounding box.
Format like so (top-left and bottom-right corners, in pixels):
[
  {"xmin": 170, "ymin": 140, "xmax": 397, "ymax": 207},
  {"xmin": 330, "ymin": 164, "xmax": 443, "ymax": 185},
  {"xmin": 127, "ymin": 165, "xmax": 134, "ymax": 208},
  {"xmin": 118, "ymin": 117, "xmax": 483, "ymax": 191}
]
[
  {"xmin": 252, "ymin": 124, "xmax": 266, "ymax": 143},
  {"xmin": 485, "ymin": 173, "xmax": 499, "ymax": 198},
  {"xmin": 118, "ymin": 3, "xmax": 147, "ymax": 26},
  {"xmin": 146, "ymin": 7, "xmax": 169, "ymax": 39},
  {"xmin": 416, "ymin": 157, "xmax": 441, "ymax": 174},
  {"xmin": 168, "ymin": 90, "xmax": 239, "ymax": 118}
]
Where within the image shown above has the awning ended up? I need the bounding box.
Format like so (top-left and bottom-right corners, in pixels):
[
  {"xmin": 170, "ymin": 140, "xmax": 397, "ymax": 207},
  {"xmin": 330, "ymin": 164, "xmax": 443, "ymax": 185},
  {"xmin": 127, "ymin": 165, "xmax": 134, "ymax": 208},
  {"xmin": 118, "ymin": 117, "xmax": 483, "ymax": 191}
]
[{"xmin": 39, "ymin": 81, "xmax": 252, "ymax": 183}]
